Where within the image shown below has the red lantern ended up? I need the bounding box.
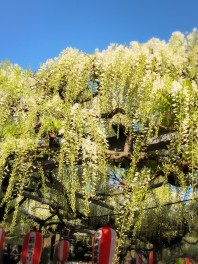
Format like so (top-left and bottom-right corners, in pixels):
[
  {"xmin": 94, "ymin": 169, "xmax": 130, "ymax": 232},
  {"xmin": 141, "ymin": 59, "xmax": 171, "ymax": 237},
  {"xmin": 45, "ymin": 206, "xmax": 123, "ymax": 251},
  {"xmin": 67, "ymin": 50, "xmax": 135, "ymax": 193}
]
[
  {"xmin": 92, "ymin": 225, "xmax": 117, "ymax": 264},
  {"xmin": 0, "ymin": 228, "xmax": 5, "ymax": 251},
  {"xmin": 21, "ymin": 231, "xmax": 43, "ymax": 264},
  {"xmin": 57, "ymin": 239, "xmax": 69, "ymax": 263},
  {"xmin": 184, "ymin": 258, "xmax": 191, "ymax": 264},
  {"xmin": 149, "ymin": 251, "xmax": 154, "ymax": 264}
]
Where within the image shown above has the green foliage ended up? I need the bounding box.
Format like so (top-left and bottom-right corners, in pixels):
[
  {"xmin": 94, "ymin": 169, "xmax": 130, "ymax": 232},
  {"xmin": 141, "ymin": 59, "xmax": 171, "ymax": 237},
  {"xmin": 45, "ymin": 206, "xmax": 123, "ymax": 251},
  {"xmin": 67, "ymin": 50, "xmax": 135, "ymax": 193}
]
[{"xmin": 0, "ymin": 30, "xmax": 197, "ymax": 254}]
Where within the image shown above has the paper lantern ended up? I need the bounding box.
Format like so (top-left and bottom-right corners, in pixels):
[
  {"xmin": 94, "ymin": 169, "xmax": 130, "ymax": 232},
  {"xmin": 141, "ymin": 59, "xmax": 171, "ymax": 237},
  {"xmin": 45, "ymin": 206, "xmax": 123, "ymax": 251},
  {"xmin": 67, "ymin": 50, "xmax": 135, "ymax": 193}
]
[
  {"xmin": 149, "ymin": 251, "xmax": 154, "ymax": 264},
  {"xmin": 58, "ymin": 239, "xmax": 69, "ymax": 263},
  {"xmin": 21, "ymin": 231, "xmax": 43, "ymax": 264},
  {"xmin": 0, "ymin": 228, "xmax": 5, "ymax": 251},
  {"xmin": 184, "ymin": 258, "xmax": 191, "ymax": 264},
  {"xmin": 92, "ymin": 225, "xmax": 117, "ymax": 264}
]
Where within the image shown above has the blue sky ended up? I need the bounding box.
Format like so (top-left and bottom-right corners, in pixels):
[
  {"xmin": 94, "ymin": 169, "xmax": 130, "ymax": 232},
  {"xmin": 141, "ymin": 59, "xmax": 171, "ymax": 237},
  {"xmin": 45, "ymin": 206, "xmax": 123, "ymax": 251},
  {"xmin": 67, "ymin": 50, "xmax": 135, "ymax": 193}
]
[{"xmin": 0, "ymin": 0, "xmax": 197, "ymax": 71}]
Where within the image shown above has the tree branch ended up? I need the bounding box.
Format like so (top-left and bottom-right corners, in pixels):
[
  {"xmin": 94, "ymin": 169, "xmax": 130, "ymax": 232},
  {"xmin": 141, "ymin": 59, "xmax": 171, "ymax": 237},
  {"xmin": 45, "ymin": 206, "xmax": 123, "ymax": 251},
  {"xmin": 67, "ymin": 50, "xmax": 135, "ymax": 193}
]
[{"xmin": 101, "ymin": 108, "xmax": 126, "ymax": 119}]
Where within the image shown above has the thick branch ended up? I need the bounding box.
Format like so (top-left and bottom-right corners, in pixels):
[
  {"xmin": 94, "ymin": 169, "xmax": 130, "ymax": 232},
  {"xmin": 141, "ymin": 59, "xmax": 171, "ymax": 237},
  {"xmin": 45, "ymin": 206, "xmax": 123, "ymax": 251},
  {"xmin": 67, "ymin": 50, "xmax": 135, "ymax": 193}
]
[
  {"xmin": 45, "ymin": 178, "xmax": 114, "ymax": 210},
  {"xmin": 22, "ymin": 191, "xmax": 61, "ymax": 210},
  {"xmin": 101, "ymin": 108, "xmax": 126, "ymax": 119}
]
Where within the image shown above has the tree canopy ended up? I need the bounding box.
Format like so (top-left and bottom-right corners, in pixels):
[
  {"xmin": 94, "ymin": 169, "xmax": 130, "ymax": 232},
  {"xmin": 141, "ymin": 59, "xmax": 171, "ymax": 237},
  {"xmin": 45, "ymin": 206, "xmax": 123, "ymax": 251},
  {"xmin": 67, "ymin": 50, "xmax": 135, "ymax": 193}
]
[{"xmin": 0, "ymin": 30, "xmax": 198, "ymax": 260}]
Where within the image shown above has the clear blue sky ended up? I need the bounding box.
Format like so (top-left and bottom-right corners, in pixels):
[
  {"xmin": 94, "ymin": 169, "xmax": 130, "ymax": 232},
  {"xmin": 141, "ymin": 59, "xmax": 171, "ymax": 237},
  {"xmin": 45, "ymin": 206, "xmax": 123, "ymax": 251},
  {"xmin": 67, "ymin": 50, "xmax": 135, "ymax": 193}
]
[{"xmin": 0, "ymin": 0, "xmax": 197, "ymax": 71}]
